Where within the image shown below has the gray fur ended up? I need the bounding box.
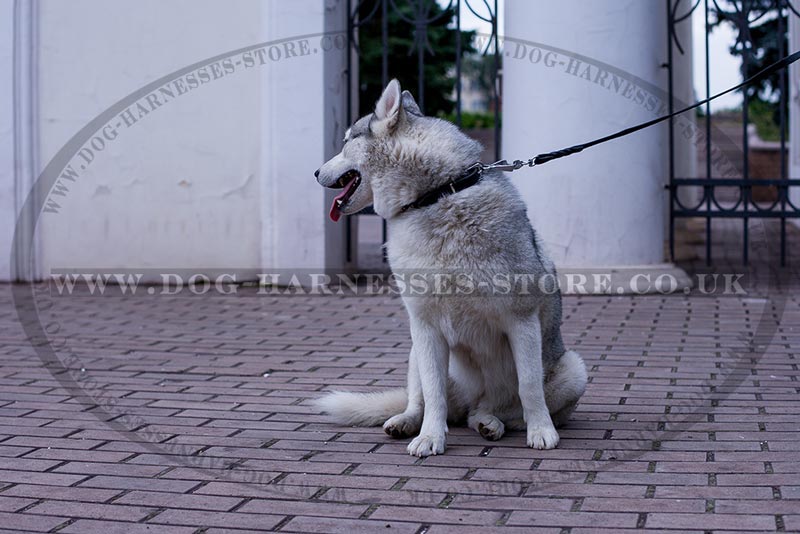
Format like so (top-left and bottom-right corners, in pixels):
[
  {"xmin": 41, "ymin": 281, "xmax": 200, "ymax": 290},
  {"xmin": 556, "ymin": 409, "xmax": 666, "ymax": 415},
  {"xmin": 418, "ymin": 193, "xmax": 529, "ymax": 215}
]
[{"xmin": 315, "ymin": 80, "xmax": 588, "ymax": 456}]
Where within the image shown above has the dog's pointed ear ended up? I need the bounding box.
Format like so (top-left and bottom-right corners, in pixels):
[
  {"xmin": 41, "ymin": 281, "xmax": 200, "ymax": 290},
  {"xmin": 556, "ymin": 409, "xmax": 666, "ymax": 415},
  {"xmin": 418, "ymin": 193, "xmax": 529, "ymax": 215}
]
[
  {"xmin": 373, "ymin": 79, "xmax": 403, "ymax": 133},
  {"xmin": 401, "ymin": 90, "xmax": 422, "ymax": 116}
]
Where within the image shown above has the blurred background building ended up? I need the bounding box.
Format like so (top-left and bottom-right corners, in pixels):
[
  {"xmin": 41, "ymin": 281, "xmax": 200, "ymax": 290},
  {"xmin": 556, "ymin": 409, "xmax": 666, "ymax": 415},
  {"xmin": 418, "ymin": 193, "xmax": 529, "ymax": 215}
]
[{"xmin": 0, "ymin": 0, "xmax": 798, "ymax": 281}]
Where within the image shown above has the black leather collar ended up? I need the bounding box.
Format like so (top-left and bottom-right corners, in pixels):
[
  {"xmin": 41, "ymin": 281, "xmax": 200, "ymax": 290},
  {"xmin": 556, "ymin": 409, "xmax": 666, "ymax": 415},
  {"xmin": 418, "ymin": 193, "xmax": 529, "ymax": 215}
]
[{"xmin": 399, "ymin": 164, "xmax": 483, "ymax": 214}]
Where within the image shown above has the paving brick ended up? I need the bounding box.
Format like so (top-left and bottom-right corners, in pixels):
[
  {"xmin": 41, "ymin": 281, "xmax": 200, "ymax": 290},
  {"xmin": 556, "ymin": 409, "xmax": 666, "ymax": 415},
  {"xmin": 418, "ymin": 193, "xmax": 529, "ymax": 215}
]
[
  {"xmin": 113, "ymin": 490, "xmax": 244, "ymax": 511},
  {"xmin": 0, "ymin": 457, "xmax": 61, "ymax": 472},
  {"xmin": 784, "ymin": 515, "xmax": 800, "ymax": 532},
  {"xmin": 654, "ymin": 485, "xmax": 775, "ymax": 500},
  {"xmin": 317, "ymin": 487, "xmax": 448, "ymax": 506},
  {"xmin": 507, "ymin": 510, "xmax": 640, "ymax": 528},
  {"xmin": 194, "ymin": 480, "xmax": 323, "ymax": 500},
  {"xmin": 0, "ymin": 495, "xmax": 36, "ymax": 512},
  {"xmin": 77, "ymin": 475, "xmax": 201, "ymax": 493},
  {"xmin": 280, "ymin": 516, "xmax": 421, "ymax": 533},
  {"xmin": 1, "ymin": 436, "xmax": 104, "ymax": 450},
  {"xmin": 570, "ymin": 530, "xmax": 700, "ymax": 534},
  {"xmin": 0, "ymin": 446, "xmax": 34, "ymax": 458},
  {"xmin": 372, "ymin": 504, "xmax": 505, "ymax": 525},
  {"xmin": 0, "ymin": 469, "xmax": 87, "ymax": 487},
  {"xmin": 148, "ymin": 509, "xmax": 285, "ymax": 530},
  {"xmin": 1, "ymin": 252, "xmax": 799, "ymax": 532},
  {"xmin": 237, "ymin": 498, "xmax": 368, "ymax": 518},
  {"xmin": 21, "ymin": 448, "xmax": 133, "ymax": 463},
  {"xmin": 24, "ymin": 501, "xmax": 157, "ymax": 522},
  {"xmin": 351, "ymin": 463, "xmax": 470, "ymax": 480},
  {"xmin": 0, "ymin": 510, "xmax": 68, "ymax": 532},
  {"xmin": 448, "ymin": 494, "xmax": 574, "ymax": 511},
  {"xmin": 646, "ymin": 512, "xmax": 777, "ymax": 530},
  {"xmin": 54, "ymin": 461, "xmax": 166, "ymax": 477},
  {"xmin": 580, "ymin": 496, "xmax": 706, "ymax": 513},
  {"xmin": 156, "ymin": 466, "xmax": 281, "ymax": 484},
  {"xmin": 0, "ymin": 484, "xmax": 122, "ymax": 503},
  {"xmin": 714, "ymin": 499, "xmax": 800, "ymax": 514},
  {"xmin": 59, "ymin": 519, "xmax": 195, "ymax": 534},
  {"xmin": 281, "ymin": 472, "xmax": 402, "ymax": 490},
  {"xmin": 426, "ymin": 527, "xmax": 560, "ymax": 534},
  {"xmin": 524, "ymin": 483, "xmax": 648, "ymax": 499}
]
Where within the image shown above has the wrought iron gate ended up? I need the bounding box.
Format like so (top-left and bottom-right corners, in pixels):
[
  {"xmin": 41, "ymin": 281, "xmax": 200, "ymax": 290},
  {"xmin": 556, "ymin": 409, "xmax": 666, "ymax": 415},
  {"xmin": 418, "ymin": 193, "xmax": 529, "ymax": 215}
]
[
  {"xmin": 344, "ymin": 0, "xmax": 502, "ymax": 263},
  {"xmin": 667, "ymin": 0, "xmax": 800, "ymax": 266}
]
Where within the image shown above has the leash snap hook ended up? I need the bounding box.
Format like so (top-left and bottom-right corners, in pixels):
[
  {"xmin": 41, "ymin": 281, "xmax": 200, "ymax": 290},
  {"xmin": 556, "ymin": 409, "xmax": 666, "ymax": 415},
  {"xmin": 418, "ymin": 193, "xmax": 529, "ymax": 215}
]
[
  {"xmin": 481, "ymin": 159, "xmax": 535, "ymax": 173},
  {"xmin": 483, "ymin": 159, "xmax": 518, "ymax": 172}
]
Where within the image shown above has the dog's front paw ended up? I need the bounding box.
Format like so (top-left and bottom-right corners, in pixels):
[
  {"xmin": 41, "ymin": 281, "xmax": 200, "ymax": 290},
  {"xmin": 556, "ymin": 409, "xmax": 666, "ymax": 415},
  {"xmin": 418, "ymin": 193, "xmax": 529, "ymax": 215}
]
[
  {"xmin": 407, "ymin": 433, "xmax": 446, "ymax": 457},
  {"xmin": 383, "ymin": 413, "xmax": 421, "ymax": 439},
  {"xmin": 526, "ymin": 422, "xmax": 559, "ymax": 450}
]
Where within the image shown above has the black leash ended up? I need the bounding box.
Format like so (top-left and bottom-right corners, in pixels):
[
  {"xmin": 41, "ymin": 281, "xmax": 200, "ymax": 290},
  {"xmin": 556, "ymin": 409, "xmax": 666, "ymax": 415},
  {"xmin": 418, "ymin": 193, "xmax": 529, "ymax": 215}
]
[
  {"xmin": 492, "ymin": 49, "xmax": 800, "ymax": 171},
  {"xmin": 399, "ymin": 50, "xmax": 800, "ymax": 215}
]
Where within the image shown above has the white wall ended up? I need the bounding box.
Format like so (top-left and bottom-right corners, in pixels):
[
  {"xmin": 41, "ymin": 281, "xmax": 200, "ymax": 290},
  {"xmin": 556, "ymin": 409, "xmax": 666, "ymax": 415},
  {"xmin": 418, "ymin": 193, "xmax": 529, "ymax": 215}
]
[
  {"xmin": 0, "ymin": 0, "xmax": 348, "ymax": 281},
  {"xmin": 36, "ymin": 0, "xmax": 264, "ymax": 275},
  {"xmin": 0, "ymin": 0, "xmax": 13, "ymax": 280},
  {"xmin": 503, "ymin": 0, "xmax": 668, "ymax": 267}
]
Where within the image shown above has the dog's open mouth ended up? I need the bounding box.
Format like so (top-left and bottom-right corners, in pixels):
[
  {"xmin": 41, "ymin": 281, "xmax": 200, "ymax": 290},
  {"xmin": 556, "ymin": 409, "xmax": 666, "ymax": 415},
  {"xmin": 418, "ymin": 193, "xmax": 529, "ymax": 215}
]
[{"xmin": 328, "ymin": 170, "xmax": 361, "ymax": 222}]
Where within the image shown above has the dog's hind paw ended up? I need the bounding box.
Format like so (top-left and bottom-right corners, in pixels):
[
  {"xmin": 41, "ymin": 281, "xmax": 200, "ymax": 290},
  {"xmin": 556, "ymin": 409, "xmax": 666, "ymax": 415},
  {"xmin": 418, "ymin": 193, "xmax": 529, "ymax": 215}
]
[
  {"xmin": 469, "ymin": 414, "xmax": 505, "ymax": 441},
  {"xmin": 407, "ymin": 433, "xmax": 446, "ymax": 457},
  {"xmin": 526, "ymin": 423, "xmax": 559, "ymax": 450},
  {"xmin": 383, "ymin": 413, "xmax": 421, "ymax": 439},
  {"xmin": 478, "ymin": 417, "xmax": 505, "ymax": 441}
]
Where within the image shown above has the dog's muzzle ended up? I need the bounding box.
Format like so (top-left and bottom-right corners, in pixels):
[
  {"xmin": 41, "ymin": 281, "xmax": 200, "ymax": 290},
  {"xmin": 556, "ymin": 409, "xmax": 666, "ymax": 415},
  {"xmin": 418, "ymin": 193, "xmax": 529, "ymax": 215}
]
[{"xmin": 322, "ymin": 170, "xmax": 361, "ymax": 222}]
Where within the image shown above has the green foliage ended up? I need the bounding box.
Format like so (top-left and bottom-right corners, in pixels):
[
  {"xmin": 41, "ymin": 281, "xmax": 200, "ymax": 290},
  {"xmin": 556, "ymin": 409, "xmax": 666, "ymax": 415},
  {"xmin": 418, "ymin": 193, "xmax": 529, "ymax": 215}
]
[
  {"xmin": 711, "ymin": 1, "xmax": 787, "ymax": 101},
  {"xmin": 438, "ymin": 111, "xmax": 495, "ymax": 129},
  {"xmin": 356, "ymin": 1, "xmax": 476, "ymax": 117},
  {"xmin": 711, "ymin": 1, "xmax": 788, "ymax": 140},
  {"xmin": 460, "ymin": 53, "xmax": 497, "ymax": 108},
  {"xmin": 749, "ymin": 98, "xmax": 782, "ymax": 141}
]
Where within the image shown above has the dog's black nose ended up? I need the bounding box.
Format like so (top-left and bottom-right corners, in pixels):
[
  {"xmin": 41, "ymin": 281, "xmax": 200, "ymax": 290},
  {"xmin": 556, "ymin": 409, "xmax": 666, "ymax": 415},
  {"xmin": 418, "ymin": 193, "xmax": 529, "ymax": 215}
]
[{"xmin": 314, "ymin": 169, "xmax": 320, "ymax": 178}]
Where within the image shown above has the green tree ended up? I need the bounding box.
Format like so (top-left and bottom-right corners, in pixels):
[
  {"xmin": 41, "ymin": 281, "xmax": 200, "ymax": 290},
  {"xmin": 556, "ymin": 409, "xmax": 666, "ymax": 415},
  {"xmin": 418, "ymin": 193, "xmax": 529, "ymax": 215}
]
[
  {"xmin": 711, "ymin": 1, "xmax": 788, "ymax": 139},
  {"xmin": 356, "ymin": 1, "xmax": 476, "ymax": 117}
]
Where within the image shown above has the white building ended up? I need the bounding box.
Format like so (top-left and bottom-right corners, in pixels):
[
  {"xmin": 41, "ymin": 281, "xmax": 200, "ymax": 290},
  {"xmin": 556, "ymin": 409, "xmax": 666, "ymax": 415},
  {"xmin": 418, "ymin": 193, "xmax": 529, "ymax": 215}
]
[{"xmin": 0, "ymin": 0, "xmax": 793, "ymax": 282}]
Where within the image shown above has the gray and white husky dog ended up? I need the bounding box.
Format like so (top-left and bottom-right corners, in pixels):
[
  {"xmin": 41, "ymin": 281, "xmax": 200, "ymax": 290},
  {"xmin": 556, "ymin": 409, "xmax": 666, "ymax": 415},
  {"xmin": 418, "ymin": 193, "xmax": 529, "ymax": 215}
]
[{"xmin": 314, "ymin": 80, "xmax": 588, "ymax": 457}]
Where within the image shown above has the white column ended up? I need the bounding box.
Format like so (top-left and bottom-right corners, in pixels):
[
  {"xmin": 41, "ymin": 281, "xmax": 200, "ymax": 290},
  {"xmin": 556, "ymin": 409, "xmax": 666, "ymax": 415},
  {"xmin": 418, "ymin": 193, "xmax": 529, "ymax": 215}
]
[
  {"xmin": 790, "ymin": 11, "xmax": 800, "ymax": 226},
  {"xmin": 672, "ymin": 14, "xmax": 697, "ymax": 203},
  {"xmin": 671, "ymin": 8, "xmax": 698, "ymax": 254},
  {"xmin": 503, "ymin": 0, "xmax": 668, "ymax": 268},
  {"xmin": 0, "ymin": 0, "xmax": 14, "ymax": 281},
  {"xmin": 260, "ymin": 0, "xmax": 349, "ymax": 273},
  {"xmin": 0, "ymin": 0, "xmax": 41, "ymax": 282}
]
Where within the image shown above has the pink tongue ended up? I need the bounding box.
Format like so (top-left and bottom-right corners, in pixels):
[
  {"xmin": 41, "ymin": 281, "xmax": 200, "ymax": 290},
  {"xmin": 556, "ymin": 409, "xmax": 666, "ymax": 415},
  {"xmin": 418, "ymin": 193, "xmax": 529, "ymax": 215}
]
[
  {"xmin": 329, "ymin": 200, "xmax": 342, "ymax": 222},
  {"xmin": 328, "ymin": 178, "xmax": 356, "ymax": 222}
]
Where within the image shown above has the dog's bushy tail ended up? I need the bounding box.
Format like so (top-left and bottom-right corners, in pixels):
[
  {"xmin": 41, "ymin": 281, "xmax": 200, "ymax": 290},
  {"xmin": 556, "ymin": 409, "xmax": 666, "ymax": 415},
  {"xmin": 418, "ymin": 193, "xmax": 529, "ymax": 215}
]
[
  {"xmin": 313, "ymin": 388, "xmax": 407, "ymax": 427},
  {"xmin": 546, "ymin": 350, "xmax": 588, "ymax": 427}
]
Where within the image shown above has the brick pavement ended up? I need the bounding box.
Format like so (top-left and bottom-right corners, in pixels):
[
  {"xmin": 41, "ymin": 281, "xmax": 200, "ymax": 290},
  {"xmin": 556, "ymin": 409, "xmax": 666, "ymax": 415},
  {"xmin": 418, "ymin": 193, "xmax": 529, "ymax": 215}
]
[{"xmin": 0, "ymin": 240, "xmax": 799, "ymax": 531}]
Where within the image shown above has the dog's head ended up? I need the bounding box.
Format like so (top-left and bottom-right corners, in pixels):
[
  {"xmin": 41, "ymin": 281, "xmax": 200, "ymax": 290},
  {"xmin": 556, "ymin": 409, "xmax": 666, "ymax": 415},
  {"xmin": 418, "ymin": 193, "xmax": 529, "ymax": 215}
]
[{"xmin": 315, "ymin": 79, "xmax": 482, "ymax": 221}]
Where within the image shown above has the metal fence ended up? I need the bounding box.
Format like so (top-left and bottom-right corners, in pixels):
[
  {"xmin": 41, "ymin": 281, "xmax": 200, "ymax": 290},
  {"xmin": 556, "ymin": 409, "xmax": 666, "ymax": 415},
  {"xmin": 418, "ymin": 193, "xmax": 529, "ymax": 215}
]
[
  {"xmin": 667, "ymin": 0, "xmax": 800, "ymax": 266},
  {"xmin": 342, "ymin": 1, "xmax": 798, "ymax": 267},
  {"xmin": 344, "ymin": 0, "xmax": 501, "ymax": 263}
]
